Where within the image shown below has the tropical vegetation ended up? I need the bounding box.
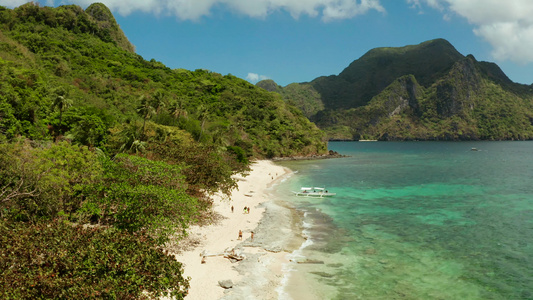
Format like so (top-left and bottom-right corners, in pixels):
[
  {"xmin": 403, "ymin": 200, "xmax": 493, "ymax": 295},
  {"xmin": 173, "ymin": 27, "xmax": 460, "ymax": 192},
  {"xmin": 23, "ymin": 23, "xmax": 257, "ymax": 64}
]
[{"xmin": 0, "ymin": 2, "xmax": 326, "ymax": 298}]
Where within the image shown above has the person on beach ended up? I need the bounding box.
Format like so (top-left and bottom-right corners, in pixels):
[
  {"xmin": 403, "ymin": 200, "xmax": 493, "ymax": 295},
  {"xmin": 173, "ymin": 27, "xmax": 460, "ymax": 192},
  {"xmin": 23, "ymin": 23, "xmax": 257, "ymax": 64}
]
[
  {"xmin": 238, "ymin": 230, "xmax": 242, "ymax": 240},
  {"xmin": 251, "ymin": 231, "xmax": 254, "ymax": 241},
  {"xmin": 231, "ymin": 205, "xmax": 234, "ymax": 213},
  {"xmin": 247, "ymin": 207, "xmax": 250, "ymax": 214},
  {"xmin": 243, "ymin": 206, "xmax": 247, "ymax": 213}
]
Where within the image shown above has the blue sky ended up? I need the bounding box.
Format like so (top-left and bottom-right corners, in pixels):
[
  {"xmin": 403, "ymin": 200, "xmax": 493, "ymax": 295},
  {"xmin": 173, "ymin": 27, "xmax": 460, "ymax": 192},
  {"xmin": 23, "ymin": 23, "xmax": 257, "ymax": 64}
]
[{"xmin": 2, "ymin": 0, "xmax": 533, "ymax": 87}]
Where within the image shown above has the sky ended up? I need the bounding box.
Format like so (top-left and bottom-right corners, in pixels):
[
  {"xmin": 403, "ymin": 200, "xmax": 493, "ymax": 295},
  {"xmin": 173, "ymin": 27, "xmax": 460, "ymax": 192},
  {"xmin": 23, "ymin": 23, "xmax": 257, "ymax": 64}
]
[{"xmin": 2, "ymin": 0, "xmax": 533, "ymax": 87}]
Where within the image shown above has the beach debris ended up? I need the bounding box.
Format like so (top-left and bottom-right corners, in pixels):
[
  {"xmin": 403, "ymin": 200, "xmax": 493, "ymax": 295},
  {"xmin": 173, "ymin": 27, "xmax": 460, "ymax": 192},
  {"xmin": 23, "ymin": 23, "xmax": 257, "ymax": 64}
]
[
  {"xmin": 223, "ymin": 247, "xmax": 245, "ymax": 262},
  {"xmin": 200, "ymin": 247, "xmax": 246, "ymax": 262},
  {"xmin": 218, "ymin": 280, "xmax": 233, "ymax": 289},
  {"xmin": 225, "ymin": 254, "xmax": 245, "ymax": 263},
  {"xmin": 199, "ymin": 250, "xmax": 226, "ymax": 257}
]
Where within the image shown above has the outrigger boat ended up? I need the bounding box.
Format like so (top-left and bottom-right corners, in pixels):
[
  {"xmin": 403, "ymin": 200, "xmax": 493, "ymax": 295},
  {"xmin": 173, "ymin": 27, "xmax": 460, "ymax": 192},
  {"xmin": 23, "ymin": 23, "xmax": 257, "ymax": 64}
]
[{"xmin": 292, "ymin": 187, "xmax": 336, "ymax": 197}]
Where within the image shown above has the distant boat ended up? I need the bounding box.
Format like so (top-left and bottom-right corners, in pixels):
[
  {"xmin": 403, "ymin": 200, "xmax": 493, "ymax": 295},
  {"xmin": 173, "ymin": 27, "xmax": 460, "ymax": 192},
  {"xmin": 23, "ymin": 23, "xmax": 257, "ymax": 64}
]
[
  {"xmin": 292, "ymin": 187, "xmax": 336, "ymax": 197},
  {"xmin": 471, "ymin": 148, "xmax": 479, "ymax": 151}
]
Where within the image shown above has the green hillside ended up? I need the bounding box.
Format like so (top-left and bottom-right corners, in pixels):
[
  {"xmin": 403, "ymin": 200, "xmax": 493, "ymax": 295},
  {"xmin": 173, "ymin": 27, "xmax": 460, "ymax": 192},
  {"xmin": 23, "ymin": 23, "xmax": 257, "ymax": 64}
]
[
  {"xmin": 257, "ymin": 79, "xmax": 324, "ymax": 119},
  {"xmin": 0, "ymin": 3, "xmax": 326, "ymax": 298},
  {"xmin": 0, "ymin": 3, "xmax": 326, "ymax": 157},
  {"xmin": 261, "ymin": 39, "xmax": 533, "ymax": 140}
]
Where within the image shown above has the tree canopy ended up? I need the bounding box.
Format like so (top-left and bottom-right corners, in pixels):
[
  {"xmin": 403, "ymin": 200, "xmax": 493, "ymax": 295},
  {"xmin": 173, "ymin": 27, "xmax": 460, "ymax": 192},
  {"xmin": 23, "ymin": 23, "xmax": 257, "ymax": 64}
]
[{"xmin": 0, "ymin": 3, "xmax": 327, "ymax": 298}]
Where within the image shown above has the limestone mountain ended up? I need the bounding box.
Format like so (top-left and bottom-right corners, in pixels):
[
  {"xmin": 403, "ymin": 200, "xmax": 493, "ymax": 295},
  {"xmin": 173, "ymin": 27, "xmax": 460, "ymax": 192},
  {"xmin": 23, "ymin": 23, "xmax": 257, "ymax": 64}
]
[{"xmin": 259, "ymin": 39, "xmax": 533, "ymax": 140}]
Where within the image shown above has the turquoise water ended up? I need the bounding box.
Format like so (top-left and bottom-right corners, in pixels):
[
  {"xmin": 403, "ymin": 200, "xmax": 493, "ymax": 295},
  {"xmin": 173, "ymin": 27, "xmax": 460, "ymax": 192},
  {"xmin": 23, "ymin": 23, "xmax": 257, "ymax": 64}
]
[{"xmin": 276, "ymin": 141, "xmax": 533, "ymax": 300}]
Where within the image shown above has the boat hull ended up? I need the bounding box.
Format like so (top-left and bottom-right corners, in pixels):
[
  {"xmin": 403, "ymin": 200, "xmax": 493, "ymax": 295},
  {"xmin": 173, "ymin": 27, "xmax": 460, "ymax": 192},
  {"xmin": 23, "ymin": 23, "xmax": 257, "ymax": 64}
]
[{"xmin": 292, "ymin": 191, "xmax": 336, "ymax": 197}]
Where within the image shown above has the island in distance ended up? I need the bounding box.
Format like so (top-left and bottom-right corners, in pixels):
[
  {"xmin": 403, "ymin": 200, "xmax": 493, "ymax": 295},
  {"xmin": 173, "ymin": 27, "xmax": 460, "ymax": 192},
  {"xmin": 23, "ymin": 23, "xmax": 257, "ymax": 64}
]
[{"xmin": 258, "ymin": 39, "xmax": 533, "ymax": 142}]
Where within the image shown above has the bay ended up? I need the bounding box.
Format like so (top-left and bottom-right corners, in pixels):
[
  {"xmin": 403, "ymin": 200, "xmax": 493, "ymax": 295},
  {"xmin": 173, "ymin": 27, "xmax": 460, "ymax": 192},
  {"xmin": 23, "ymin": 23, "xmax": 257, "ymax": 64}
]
[{"xmin": 275, "ymin": 141, "xmax": 533, "ymax": 300}]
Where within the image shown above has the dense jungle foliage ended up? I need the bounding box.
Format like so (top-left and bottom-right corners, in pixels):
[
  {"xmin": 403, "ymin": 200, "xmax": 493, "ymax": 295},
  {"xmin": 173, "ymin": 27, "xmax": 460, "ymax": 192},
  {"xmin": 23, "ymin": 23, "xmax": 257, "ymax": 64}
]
[
  {"xmin": 261, "ymin": 39, "xmax": 533, "ymax": 141},
  {"xmin": 0, "ymin": 2, "xmax": 327, "ymax": 298}
]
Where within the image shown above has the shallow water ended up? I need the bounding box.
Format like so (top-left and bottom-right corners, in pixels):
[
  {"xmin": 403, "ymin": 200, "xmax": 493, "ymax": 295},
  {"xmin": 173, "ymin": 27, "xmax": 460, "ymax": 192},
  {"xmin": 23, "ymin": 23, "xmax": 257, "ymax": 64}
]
[{"xmin": 275, "ymin": 141, "xmax": 533, "ymax": 300}]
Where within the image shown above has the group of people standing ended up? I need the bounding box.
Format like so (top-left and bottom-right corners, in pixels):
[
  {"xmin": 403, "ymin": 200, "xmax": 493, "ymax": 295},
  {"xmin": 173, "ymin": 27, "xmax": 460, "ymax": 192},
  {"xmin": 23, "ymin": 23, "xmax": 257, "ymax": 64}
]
[
  {"xmin": 230, "ymin": 205, "xmax": 250, "ymax": 214},
  {"xmin": 237, "ymin": 230, "xmax": 253, "ymax": 241}
]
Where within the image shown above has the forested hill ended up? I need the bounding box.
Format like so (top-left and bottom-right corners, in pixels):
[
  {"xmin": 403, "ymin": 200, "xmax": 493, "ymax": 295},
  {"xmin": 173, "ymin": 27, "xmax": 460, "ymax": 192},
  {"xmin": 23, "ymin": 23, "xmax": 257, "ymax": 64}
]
[
  {"xmin": 0, "ymin": 2, "xmax": 326, "ymax": 158},
  {"xmin": 259, "ymin": 39, "xmax": 533, "ymax": 141},
  {"xmin": 0, "ymin": 3, "xmax": 326, "ymax": 298}
]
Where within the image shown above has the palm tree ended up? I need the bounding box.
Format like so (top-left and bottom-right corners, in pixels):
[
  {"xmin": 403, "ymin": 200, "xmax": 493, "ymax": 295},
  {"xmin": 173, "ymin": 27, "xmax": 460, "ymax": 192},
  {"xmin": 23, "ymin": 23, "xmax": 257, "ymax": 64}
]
[
  {"xmin": 196, "ymin": 104, "xmax": 210, "ymax": 142},
  {"xmin": 129, "ymin": 139, "xmax": 147, "ymax": 154},
  {"xmin": 51, "ymin": 88, "xmax": 73, "ymax": 140},
  {"xmin": 168, "ymin": 97, "xmax": 188, "ymax": 122},
  {"xmin": 211, "ymin": 128, "xmax": 231, "ymax": 150},
  {"xmin": 136, "ymin": 95, "xmax": 155, "ymax": 137},
  {"xmin": 117, "ymin": 123, "xmax": 141, "ymax": 153},
  {"xmin": 150, "ymin": 90, "xmax": 166, "ymax": 122}
]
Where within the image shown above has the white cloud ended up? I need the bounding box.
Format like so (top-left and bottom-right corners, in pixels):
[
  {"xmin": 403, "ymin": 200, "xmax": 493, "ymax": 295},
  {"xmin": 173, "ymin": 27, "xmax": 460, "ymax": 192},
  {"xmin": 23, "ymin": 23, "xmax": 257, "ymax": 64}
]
[
  {"xmin": 3, "ymin": 0, "xmax": 385, "ymax": 21},
  {"xmin": 474, "ymin": 22, "xmax": 533, "ymax": 63},
  {"xmin": 407, "ymin": 0, "xmax": 442, "ymax": 11},
  {"xmin": 411, "ymin": 0, "xmax": 533, "ymax": 63},
  {"xmin": 246, "ymin": 73, "xmax": 269, "ymax": 83},
  {"xmin": 223, "ymin": 0, "xmax": 386, "ymax": 21},
  {"xmin": 0, "ymin": 0, "xmax": 31, "ymax": 6},
  {"xmin": 323, "ymin": 0, "xmax": 385, "ymax": 22}
]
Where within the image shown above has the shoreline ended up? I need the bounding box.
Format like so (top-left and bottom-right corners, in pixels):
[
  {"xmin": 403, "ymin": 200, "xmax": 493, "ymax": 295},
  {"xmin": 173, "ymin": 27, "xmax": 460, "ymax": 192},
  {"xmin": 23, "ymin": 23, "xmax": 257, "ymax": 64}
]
[
  {"xmin": 271, "ymin": 150, "xmax": 349, "ymax": 161},
  {"xmin": 167, "ymin": 160, "xmax": 303, "ymax": 300}
]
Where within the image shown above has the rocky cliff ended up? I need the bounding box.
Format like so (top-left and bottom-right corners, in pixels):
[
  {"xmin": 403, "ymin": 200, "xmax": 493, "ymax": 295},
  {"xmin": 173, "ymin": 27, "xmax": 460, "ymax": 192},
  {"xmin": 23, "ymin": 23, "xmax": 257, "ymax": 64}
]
[{"xmin": 259, "ymin": 39, "xmax": 533, "ymax": 141}]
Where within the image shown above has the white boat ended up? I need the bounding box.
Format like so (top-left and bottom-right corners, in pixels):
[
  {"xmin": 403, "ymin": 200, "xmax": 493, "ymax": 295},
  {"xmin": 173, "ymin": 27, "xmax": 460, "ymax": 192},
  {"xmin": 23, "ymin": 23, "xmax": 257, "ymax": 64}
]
[{"xmin": 292, "ymin": 187, "xmax": 336, "ymax": 197}]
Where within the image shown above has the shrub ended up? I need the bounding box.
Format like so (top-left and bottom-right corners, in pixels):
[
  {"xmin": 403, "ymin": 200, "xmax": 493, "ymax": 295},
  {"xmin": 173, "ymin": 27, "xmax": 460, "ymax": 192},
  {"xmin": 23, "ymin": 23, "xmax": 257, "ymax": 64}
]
[
  {"xmin": 0, "ymin": 219, "xmax": 189, "ymax": 299},
  {"xmin": 79, "ymin": 154, "xmax": 199, "ymax": 243}
]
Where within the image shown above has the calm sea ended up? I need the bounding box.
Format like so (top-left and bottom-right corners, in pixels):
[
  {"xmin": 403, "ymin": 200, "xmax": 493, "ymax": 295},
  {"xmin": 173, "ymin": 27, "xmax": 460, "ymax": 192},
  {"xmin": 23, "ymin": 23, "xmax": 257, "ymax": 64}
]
[{"xmin": 275, "ymin": 141, "xmax": 533, "ymax": 300}]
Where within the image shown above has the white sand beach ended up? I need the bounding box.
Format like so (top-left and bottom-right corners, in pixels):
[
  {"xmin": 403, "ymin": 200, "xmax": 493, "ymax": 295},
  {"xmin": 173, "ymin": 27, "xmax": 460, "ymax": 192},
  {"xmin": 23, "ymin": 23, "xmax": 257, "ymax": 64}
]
[{"xmin": 168, "ymin": 160, "xmax": 305, "ymax": 300}]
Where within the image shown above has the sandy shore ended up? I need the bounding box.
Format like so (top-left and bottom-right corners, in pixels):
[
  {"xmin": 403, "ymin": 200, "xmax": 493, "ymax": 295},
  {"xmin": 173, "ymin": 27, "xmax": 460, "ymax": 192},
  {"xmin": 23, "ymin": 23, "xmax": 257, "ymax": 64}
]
[{"xmin": 168, "ymin": 160, "xmax": 304, "ymax": 300}]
